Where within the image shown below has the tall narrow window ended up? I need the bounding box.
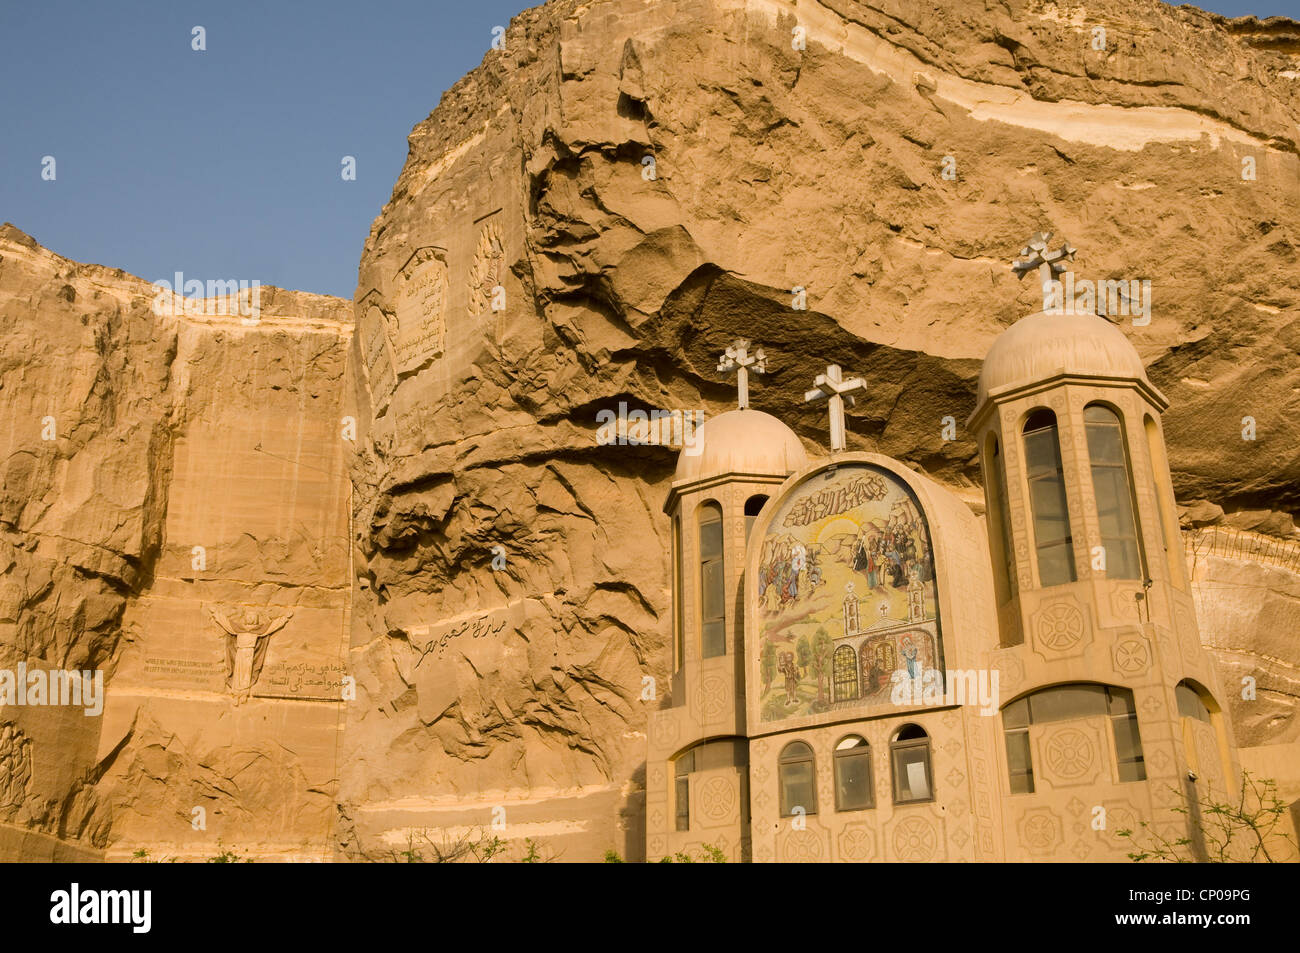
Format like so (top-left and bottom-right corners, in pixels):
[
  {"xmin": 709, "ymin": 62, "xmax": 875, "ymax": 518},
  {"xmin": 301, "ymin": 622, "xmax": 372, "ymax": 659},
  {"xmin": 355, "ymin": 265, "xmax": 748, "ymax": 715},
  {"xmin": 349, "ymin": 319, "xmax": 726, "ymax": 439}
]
[
  {"xmin": 672, "ymin": 514, "xmax": 684, "ymax": 670},
  {"xmin": 1108, "ymin": 686, "xmax": 1146, "ymax": 782},
  {"xmin": 832, "ymin": 645, "xmax": 859, "ymax": 702},
  {"xmin": 1085, "ymin": 405, "xmax": 1144, "ymax": 580},
  {"xmin": 1003, "ymin": 696, "xmax": 1034, "ymax": 794},
  {"xmin": 744, "ymin": 495, "xmax": 769, "ymax": 543},
  {"xmin": 984, "ymin": 434, "xmax": 1018, "ymax": 604},
  {"xmin": 1145, "ymin": 415, "xmax": 1186, "ymax": 590},
  {"xmin": 698, "ymin": 502, "xmax": 726, "ymax": 658},
  {"xmin": 834, "ymin": 736, "xmax": 873, "ymax": 811},
  {"xmin": 1022, "ymin": 409, "xmax": 1076, "ymax": 587},
  {"xmin": 674, "ymin": 749, "xmax": 693, "ymax": 831},
  {"xmin": 890, "ymin": 725, "xmax": 933, "ymax": 804},
  {"xmin": 778, "ymin": 741, "xmax": 817, "ymax": 816}
]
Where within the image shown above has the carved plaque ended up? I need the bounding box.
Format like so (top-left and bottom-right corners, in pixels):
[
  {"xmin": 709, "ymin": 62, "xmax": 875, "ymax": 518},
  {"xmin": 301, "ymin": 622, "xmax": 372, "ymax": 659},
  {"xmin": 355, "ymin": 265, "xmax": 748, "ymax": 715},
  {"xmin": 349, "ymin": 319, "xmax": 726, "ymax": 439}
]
[
  {"xmin": 467, "ymin": 220, "xmax": 505, "ymax": 317},
  {"xmin": 360, "ymin": 303, "xmax": 396, "ymax": 410},
  {"xmin": 393, "ymin": 247, "xmax": 449, "ymax": 372}
]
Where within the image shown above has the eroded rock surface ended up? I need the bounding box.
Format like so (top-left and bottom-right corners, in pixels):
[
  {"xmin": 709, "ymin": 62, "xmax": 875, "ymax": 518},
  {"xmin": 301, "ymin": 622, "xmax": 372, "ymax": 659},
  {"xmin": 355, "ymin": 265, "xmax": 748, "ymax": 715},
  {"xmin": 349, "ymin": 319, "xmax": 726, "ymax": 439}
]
[{"xmin": 339, "ymin": 0, "xmax": 1300, "ymax": 860}]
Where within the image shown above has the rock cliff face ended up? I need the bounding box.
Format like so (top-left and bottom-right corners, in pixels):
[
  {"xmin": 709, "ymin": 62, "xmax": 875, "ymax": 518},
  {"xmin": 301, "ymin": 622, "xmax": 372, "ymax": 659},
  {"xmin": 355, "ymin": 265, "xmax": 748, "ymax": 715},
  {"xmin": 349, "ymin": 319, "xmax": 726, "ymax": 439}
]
[
  {"xmin": 0, "ymin": 225, "xmax": 352, "ymax": 860},
  {"xmin": 339, "ymin": 0, "xmax": 1300, "ymax": 860}
]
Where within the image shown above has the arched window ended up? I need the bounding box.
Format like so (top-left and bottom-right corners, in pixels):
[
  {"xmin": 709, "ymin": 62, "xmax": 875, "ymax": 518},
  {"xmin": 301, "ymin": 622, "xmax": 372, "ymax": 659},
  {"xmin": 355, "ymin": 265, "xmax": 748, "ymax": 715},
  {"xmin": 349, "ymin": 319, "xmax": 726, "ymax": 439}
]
[
  {"xmin": 744, "ymin": 495, "xmax": 769, "ymax": 542},
  {"xmin": 1175, "ymin": 680, "xmax": 1213, "ymax": 724},
  {"xmin": 1023, "ymin": 410, "xmax": 1076, "ymax": 587},
  {"xmin": 1084, "ymin": 404, "xmax": 1144, "ymax": 580},
  {"xmin": 674, "ymin": 739, "xmax": 747, "ymax": 832},
  {"xmin": 983, "ymin": 433, "xmax": 1018, "ymax": 604},
  {"xmin": 672, "ymin": 514, "xmax": 684, "ymax": 670},
  {"xmin": 778, "ymin": 741, "xmax": 817, "ymax": 816},
  {"xmin": 890, "ymin": 724, "xmax": 932, "ymax": 804},
  {"xmin": 698, "ymin": 502, "xmax": 726, "ymax": 659},
  {"xmin": 834, "ymin": 735, "xmax": 873, "ymax": 811},
  {"xmin": 1145, "ymin": 415, "xmax": 1186, "ymax": 590},
  {"xmin": 1001, "ymin": 683, "xmax": 1145, "ymax": 794},
  {"xmin": 832, "ymin": 645, "xmax": 859, "ymax": 702}
]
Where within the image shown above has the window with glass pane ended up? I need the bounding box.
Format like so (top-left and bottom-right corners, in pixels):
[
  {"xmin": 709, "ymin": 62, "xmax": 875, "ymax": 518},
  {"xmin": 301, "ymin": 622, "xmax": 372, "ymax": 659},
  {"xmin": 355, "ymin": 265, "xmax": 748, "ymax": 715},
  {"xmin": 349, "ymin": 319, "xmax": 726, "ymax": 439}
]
[
  {"xmin": 988, "ymin": 437, "xmax": 1018, "ymax": 602},
  {"xmin": 1001, "ymin": 684, "xmax": 1146, "ymax": 790},
  {"xmin": 1175, "ymin": 681, "xmax": 1212, "ymax": 723},
  {"xmin": 1084, "ymin": 405, "xmax": 1143, "ymax": 580},
  {"xmin": 674, "ymin": 750, "xmax": 693, "ymax": 831},
  {"xmin": 778, "ymin": 741, "xmax": 816, "ymax": 816},
  {"xmin": 672, "ymin": 515, "xmax": 683, "ymax": 670},
  {"xmin": 890, "ymin": 726, "xmax": 932, "ymax": 804},
  {"xmin": 698, "ymin": 504, "xmax": 726, "ymax": 658},
  {"xmin": 1023, "ymin": 410, "xmax": 1076, "ymax": 587},
  {"xmin": 1005, "ymin": 729, "xmax": 1034, "ymax": 793},
  {"xmin": 1107, "ymin": 687, "xmax": 1145, "ymax": 782},
  {"xmin": 834, "ymin": 736, "xmax": 873, "ymax": 811},
  {"xmin": 833, "ymin": 645, "xmax": 859, "ymax": 702}
]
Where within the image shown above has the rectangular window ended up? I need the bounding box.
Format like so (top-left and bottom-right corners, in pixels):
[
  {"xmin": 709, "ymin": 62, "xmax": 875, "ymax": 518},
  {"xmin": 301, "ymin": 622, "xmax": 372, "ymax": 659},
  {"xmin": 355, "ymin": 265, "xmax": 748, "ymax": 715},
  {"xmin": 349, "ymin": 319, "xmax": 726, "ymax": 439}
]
[
  {"xmin": 779, "ymin": 761, "xmax": 815, "ymax": 816},
  {"xmin": 1005, "ymin": 729, "xmax": 1035, "ymax": 794},
  {"xmin": 674, "ymin": 750, "xmax": 693, "ymax": 831},
  {"xmin": 834, "ymin": 748, "xmax": 873, "ymax": 811},
  {"xmin": 672, "ymin": 516, "xmax": 683, "ymax": 670},
  {"xmin": 892, "ymin": 746, "xmax": 932, "ymax": 803},
  {"xmin": 1024, "ymin": 416, "xmax": 1077, "ymax": 587},
  {"xmin": 1085, "ymin": 406, "xmax": 1144, "ymax": 580},
  {"xmin": 699, "ymin": 508, "xmax": 726, "ymax": 659}
]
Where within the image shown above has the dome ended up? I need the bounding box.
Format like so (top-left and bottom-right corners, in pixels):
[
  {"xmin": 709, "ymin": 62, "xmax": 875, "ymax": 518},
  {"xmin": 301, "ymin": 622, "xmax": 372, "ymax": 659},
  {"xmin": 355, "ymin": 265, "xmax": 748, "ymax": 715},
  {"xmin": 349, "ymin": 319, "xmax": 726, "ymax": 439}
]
[
  {"xmin": 977, "ymin": 310, "xmax": 1150, "ymax": 406},
  {"xmin": 674, "ymin": 408, "xmax": 809, "ymax": 484}
]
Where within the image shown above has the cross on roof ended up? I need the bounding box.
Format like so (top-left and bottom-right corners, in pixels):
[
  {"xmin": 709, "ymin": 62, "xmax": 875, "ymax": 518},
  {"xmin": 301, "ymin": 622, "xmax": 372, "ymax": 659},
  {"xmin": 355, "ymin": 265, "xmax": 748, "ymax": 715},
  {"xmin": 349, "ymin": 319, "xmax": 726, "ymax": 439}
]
[
  {"xmin": 717, "ymin": 338, "xmax": 766, "ymax": 410},
  {"xmin": 1012, "ymin": 231, "xmax": 1076, "ymax": 295},
  {"xmin": 804, "ymin": 363, "xmax": 864, "ymax": 452}
]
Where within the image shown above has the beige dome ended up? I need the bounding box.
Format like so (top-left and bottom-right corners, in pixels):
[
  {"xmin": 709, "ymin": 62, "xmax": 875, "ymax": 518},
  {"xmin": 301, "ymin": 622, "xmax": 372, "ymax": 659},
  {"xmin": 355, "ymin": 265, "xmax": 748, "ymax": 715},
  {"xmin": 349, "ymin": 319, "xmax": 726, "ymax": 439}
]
[
  {"xmin": 674, "ymin": 408, "xmax": 809, "ymax": 484},
  {"xmin": 977, "ymin": 310, "xmax": 1150, "ymax": 406}
]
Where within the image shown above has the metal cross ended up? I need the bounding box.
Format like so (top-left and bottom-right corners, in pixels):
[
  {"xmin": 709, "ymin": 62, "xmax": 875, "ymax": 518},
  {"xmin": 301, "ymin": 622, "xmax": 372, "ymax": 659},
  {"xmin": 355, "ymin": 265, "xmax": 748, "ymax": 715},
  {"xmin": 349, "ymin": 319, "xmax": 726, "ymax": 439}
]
[
  {"xmin": 717, "ymin": 338, "xmax": 766, "ymax": 410},
  {"xmin": 804, "ymin": 364, "xmax": 864, "ymax": 452},
  {"xmin": 1012, "ymin": 231, "xmax": 1076, "ymax": 296}
]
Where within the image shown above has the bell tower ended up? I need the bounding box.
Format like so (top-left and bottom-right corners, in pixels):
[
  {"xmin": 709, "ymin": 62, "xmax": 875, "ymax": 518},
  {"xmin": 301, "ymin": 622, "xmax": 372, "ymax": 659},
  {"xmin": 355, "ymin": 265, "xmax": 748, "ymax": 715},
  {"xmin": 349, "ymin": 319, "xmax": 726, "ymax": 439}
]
[{"xmin": 968, "ymin": 233, "xmax": 1239, "ymax": 858}]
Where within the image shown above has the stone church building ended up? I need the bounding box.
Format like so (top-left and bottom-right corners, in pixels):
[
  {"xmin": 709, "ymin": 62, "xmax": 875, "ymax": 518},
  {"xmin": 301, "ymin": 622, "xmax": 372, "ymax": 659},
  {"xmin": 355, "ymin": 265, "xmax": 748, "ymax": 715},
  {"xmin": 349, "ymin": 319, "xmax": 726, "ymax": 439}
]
[{"xmin": 647, "ymin": 253, "xmax": 1243, "ymax": 862}]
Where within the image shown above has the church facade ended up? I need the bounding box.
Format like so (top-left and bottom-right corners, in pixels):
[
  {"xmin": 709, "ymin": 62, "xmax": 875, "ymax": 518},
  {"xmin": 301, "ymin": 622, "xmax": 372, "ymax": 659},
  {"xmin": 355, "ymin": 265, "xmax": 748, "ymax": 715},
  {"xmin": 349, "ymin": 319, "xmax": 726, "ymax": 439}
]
[{"xmin": 646, "ymin": 242, "xmax": 1242, "ymax": 862}]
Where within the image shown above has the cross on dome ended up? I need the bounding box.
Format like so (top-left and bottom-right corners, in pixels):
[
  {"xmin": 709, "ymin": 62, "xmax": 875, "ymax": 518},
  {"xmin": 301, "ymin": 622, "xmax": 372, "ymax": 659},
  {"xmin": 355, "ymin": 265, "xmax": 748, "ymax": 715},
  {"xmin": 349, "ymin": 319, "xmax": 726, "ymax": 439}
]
[
  {"xmin": 1012, "ymin": 231, "xmax": 1076, "ymax": 296},
  {"xmin": 717, "ymin": 338, "xmax": 767, "ymax": 409}
]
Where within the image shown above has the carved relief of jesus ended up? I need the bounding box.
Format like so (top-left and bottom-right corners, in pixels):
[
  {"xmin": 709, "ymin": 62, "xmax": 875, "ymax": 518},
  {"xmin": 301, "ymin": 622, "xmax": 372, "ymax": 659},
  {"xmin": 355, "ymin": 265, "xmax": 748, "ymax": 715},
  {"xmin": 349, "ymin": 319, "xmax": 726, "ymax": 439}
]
[{"xmin": 207, "ymin": 607, "xmax": 294, "ymax": 704}]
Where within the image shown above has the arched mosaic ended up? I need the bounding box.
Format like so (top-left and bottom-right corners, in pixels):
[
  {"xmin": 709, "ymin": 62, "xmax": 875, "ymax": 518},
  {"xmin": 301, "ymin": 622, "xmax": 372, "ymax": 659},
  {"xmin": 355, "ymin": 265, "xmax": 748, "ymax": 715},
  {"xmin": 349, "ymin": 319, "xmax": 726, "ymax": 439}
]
[{"xmin": 754, "ymin": 463, "xmax": 944, "ymax": 723}]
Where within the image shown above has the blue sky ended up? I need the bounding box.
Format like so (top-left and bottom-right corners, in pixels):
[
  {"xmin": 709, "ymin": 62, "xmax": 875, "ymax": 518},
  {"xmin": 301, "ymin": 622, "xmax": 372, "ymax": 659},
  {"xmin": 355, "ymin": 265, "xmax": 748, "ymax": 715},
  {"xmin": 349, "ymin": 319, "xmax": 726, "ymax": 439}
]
[{"xmin": 1, "ymin": 0, "xmax": 1295, "ymax": 299}]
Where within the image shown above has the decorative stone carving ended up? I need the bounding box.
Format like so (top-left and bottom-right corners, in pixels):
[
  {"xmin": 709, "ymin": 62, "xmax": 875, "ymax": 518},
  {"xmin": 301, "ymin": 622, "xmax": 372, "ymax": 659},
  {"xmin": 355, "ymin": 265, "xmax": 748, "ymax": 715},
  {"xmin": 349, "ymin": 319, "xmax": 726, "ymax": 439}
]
[
  {"xmin": 838, "ymin": 825, "xmax": 875, "ymax": 861},
  {"xmin": 1041, "ymin": 726, "xmax": 1098, "ymax": 784},
  {"xmin": 892, "ymin": 815, "xmax": 940, "ymax": 862},
  {"xmin": 392, "ymin": 247, "xmax": 449, "ymax": 373},
  {"xmin": 697, "ymin": 775, "xmax": 737, "ymax": 825},
  {"xmin": 467, "ymin": 220, "xmax": 505, "ymax": 318},
  {"xmin": 0, "ymin": 723, "xmax": 32, "ymax": 812},
  {"xmin": 208, "ymin": 606, "xmax": 294, "ymax": 704},
  {"xmin": 1113, "ymin": 635, "xmax": 1151, "ymax": 676},
  {"xmin": 1032, "ymin": 599, "xmax": 1087, "ymax": 656},
  {"xmin": 1019, "ymin": 808, "xmax": 1062, "ymax": 855}
]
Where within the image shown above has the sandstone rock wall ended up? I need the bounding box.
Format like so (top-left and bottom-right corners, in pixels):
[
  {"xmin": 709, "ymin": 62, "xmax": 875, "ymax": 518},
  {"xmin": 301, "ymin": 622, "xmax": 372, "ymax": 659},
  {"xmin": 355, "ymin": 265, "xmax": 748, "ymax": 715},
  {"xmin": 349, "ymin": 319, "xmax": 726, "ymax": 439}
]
[
  {"xmin": 0, "ymin": 225, "xmax": 353, "ymax": 860},
  {"xmin": 339, "ymin": 0, "xmax": 1300, "ymax": 860}
]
